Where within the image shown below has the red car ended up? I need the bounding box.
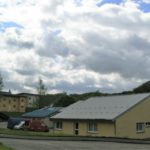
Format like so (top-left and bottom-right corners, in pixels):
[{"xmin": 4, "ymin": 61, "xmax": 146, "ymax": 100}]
[{"xmin": 24, "ymin": 119, "xmax": 49, "ymax": 132}]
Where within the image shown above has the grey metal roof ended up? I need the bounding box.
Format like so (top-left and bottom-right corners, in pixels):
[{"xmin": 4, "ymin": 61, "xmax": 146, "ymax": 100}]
[
  {"xmin": 22, "ymin": 107, "xmax": 62, "ymax": 118},
  {"xmin": 51, "ymin": 93, "xmax": 150, "ymax": 120}
]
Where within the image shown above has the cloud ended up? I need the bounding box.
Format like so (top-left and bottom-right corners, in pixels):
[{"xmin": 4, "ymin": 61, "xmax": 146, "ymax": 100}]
[
  {"xmin": 37, "ymin": 32, "xmax": 69, "ymax": 57},
  {"xmin": 0, "ymin": 0, "xmax": 150, "ymax": 94}
]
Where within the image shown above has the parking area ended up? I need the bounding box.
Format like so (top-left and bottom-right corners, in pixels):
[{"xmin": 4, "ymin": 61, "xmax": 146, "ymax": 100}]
[{"xmin": 0, "ymin": 138, "xmax": 150, "ymax": 150}]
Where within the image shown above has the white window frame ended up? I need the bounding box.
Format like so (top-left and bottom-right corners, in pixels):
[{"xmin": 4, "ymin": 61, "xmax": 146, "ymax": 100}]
[
  {"xmin": 88, "ymin": 122, "xmax": 98, "ymax": 133},
  {"xmin": 145, "ymin": 122, "xmax": 150, "ymax": 127},
  {"xmin": 136, "ymin": 122, "xmax": 145, "ymax": 133},
  {"xmin": 55, "ymin": 121, "xmax": 63, "ymax": 130}
]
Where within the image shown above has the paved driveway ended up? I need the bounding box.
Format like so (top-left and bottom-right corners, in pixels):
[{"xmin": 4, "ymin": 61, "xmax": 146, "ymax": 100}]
[{"xmin": 1, "ymin": 138, "xmax": 150, "ymax": 150}]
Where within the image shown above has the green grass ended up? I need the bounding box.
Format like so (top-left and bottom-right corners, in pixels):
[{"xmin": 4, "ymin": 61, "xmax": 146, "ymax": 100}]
[
  {"xmin": 0, "ymin": 128, "xmax": 67, "ymax": 137},
  {"xmin": 0, "ymin": 142, "xmax": 13, "ymax": 150}
]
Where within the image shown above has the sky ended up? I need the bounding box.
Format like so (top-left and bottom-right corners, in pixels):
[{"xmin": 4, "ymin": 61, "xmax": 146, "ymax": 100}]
[{"xmin": 0, "ymin": 0, "xmax": 150, "ymax": 94}]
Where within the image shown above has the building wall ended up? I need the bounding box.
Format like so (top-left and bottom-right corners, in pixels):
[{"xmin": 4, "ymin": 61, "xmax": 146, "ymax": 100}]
[
  {"xmin": 41, "ymin": 118, "xmax": 52, "ymax": 128},
  {"xmin": 0, "ymin": 96, "xmax": 27, "ymax": 112},
  {"xmin": 26, "ymin": 95, "xmax": 39, "ymax": 108},
  {"xmin": 116, "ymin": 97, "xmax": 150, "ymax": 139},
  {"xmin": 53, "ymin": 121, "xmax": 73, "ymax": 135},
  {"xmin": 53, "ymin": 120, "xmax": 115, "ymax": 137}
]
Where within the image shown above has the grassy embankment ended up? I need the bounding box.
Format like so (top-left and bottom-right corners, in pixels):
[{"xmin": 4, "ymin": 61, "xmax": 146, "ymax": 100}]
[
  {"xmin": 0, "ymin": 128, "xmax": 67, "ymax": 137},
  {"xmin": 0, "ymin": 142, "xmax": 13, "ymax": 150}
]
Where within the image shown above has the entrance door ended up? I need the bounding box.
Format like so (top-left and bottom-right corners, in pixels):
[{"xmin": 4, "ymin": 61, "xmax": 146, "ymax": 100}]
[{"xmin": 74, "ymin": 122, "xmax": 79, "ymax": 135}]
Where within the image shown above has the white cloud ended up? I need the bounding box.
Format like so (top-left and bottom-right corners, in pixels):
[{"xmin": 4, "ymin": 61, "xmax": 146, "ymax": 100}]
[
  {"xmin": 142, "ymin": 0, "xmax": 150, "ymax": 4},
  {"xmin": 0, "ymin": 0, "xmax": 150, "ymax": 93}
]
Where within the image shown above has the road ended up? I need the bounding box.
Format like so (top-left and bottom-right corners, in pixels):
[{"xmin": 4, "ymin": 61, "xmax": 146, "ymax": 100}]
[{"xmin": 1, "ymin": 138, "xmax": 150, "ymax": 150}]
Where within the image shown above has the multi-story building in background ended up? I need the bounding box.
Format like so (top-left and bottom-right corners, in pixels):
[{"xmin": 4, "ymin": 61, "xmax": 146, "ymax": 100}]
[
  {"xmin": 0, "ymin": 91, "xmax": 27, "ymax": 112},
  {"xmin": 16, "ymin": 93, "xmax": 39, "ymax": 108}
]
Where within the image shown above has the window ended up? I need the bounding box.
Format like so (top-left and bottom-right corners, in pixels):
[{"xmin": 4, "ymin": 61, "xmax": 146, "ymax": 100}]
[
  {"xmin": 88, "ymin": 122, "xmax": 97, "ymax": 132},
  {"xmin": 55, "ymin": 121, "xmax": 63, "ymax": 130},
  {"xmin": 145, "ymin": 122, "xmax": 150, "ymax": 127},
  {"xmin": 136, "ymin": 123, "xmax": 144, "ymax": 132}
]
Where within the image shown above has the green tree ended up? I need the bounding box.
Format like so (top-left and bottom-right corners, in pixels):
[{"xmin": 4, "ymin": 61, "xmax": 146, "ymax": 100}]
[
  {"xmin": 36, "ymin": 77, "xmax": 47, "ymax": 108},
  {"xmin": 37, "ymin": 77, "xmax": 47, "ymax": 95},
  {"xmin": 0, "ymin": 73, "xmax": 4, "ymax": 91},
  {"xmin": 53, "ymin": 95, "xmax": 76, "ymax": 107}
]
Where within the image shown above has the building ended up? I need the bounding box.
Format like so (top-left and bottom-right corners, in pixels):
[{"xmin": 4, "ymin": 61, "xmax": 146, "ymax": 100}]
[
  {"xmin": 17, "ymin": 93, "xmax": 39, "ymax": 108},
  {"xmin": 0, "ymin": 91, "xmax": 27, "ymax": 112},
  {"xmin": 22, "ymin": 107, "xmax": 62, "ymax": 127},
  {"xmin": 51, "ymin": 93, "xmax": 150, "ymax": 139}
]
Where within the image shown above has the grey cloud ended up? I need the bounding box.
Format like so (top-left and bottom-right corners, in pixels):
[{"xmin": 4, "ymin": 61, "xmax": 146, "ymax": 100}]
[
  {"xmin": 48, "ymin": 77, "xmax": 141, "ymax": 93},
  {"xmin": 127, "ymin": 35, "xmax": 150, "ymax": 53},
  {"xmin": 1, "ymin": 0, "xmax": 150, "ymax": 94},
  {"xmin": 14, "ymin": 58, "xmax": 39, "ymax": 76},
  {"xmin": 31, "ymin": 2, "xmax": 150, "ymax": 92},
  {"xmin": 44, "ymin": 0, "xmax": 66, "ymax": 13},
  {"xmin": 15, "ymin": 68, "xmax": 38, "ymax": 76},
  {"xmin": 7, "ymin": 38, "xmax": 34, "ymax": 50},
  {"xmin": 68, "ymin": 29, "xmax": 150, "ymax": 80},
  {"xmin": 37, "ymin": 33, "xmax": 69, "ymax": 57},
  {"xmin": 0, "ymin": 68, "xmax": 11, "ymax": 80},
  {"xmin": 24, "ymin": 77, "xmax": 38, "ymax": 88},
  {"xmin": 5, "ymin": 81, "xmax": 25, "ymax": 91},
  {"xmin": 85, "ymin": 8, "xmax": 150, "ymax": 32},
  {"xmin": 49, "ymin": 79, "xmax": 100, "ymax": 93}
]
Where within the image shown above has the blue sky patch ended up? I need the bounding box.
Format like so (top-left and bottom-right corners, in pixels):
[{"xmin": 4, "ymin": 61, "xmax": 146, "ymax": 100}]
[
  {"xmin": 139, "ymin": 2, "xmax": 150, "ymax": 13},
  {"xmin": 0, "ymin": 21, "xmax": 23, "ymax": 32},
  {"xmin": 97, "ymin": 0, "xmax": 123, "ymax": 7}
]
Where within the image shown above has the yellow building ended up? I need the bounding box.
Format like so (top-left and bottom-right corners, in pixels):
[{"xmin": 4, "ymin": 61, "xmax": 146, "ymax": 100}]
[
  {"xmin": 16, "ymin": 93, "xmax": 39, "ymax": 108},
  {"xmin": 51, "ymin": 93, "xmax": 150, "ymax": 139},
  {"xmin": 0, "ymin": 91, "xmax": 27, "ymax": 112}
]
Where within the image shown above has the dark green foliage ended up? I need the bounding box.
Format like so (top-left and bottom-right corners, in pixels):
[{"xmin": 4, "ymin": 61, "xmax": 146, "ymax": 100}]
[
  {"xmin": 37, "ymin": 81, "xmax": 150, "ymax": 109},
  {"xmin": 133, "ymin": 81, "xmax": 150, "ymax": 93},
  {"xmin": 25, "ymin": 107, "xmax": 38, "ymax": 112},
  {"xmin": 70, "ymin": 91, "xmax": 107, "ymax": 101},
  {"xmin": 2, "ymin": 112, "xmax": 24, "ymax": 117},
  {"xmin": 39, "ymin": 93, "xmax": 67, "ymax": 108},
  {"xmin": 39, "ymin": 91, "xmax": 106, "ymax": 108},
  {"xmin": 53, "ymin": 95, "xmax": 76, "ymax": 107},
  {"xmin": 0, "ymin": 142, "xmax": 13, "ymax": 150}
]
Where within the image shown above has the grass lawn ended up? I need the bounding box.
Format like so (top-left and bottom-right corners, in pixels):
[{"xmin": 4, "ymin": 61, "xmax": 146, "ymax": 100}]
[
  {"xmin": 0, "ymin": 142, "xmax": 13, "ymax": 150},
  {"xmin": 0, "ymin": 128, "xmax": 67, "ymax": 137}
]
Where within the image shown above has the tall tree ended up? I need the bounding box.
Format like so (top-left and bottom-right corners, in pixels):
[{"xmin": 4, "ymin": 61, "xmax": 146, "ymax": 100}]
[
  {"xmin": 37, "ymin": 77, "xmax": 47, "ymax": 95},
  {"xmin": 36, "ymin": 77, "xmax": 47, "ymax": 108},
  {"xmin": 0, "ymin": 73, "xmax": 4, "ymax": 91}
]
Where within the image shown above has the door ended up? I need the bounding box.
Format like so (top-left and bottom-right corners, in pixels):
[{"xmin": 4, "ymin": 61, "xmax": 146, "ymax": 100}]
[{"xmin": 74, "ymin": 122, "xmax": 79, "ymax": 135}]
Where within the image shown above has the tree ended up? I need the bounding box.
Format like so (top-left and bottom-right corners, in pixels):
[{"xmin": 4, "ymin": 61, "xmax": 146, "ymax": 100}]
[
  {"xmin": 37, "ymin": 77, "xmax": 47, "ymax": 96},
  {"xmin": 36, "ymin": 77, "xmax": 47, "ymax": 108},
  {"xmin": 0, "ymin": 73, "xmax": 4, "ymax": 91},
  {"xmin": 53, "ymin": 95, "xmax": 76, "ymax": 107}
]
